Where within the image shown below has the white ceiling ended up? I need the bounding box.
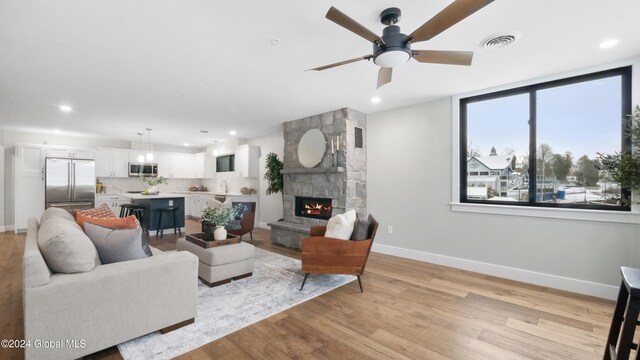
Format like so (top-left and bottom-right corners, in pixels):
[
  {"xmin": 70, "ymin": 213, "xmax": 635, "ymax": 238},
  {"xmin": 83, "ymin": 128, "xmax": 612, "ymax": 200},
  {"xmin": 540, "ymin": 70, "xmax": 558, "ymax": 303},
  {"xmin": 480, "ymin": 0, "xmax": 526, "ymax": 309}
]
[{"xmin": 1, "ymin": 1, "xmax": 639, "ymax": 148}]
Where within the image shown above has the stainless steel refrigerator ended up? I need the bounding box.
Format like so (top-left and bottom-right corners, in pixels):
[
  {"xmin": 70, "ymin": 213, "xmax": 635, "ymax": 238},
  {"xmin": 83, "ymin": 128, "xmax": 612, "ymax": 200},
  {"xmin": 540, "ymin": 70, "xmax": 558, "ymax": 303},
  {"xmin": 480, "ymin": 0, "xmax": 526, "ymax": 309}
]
[{"xmin": 45, "ymin": 158, "xmax": 95, "ymax": 212}]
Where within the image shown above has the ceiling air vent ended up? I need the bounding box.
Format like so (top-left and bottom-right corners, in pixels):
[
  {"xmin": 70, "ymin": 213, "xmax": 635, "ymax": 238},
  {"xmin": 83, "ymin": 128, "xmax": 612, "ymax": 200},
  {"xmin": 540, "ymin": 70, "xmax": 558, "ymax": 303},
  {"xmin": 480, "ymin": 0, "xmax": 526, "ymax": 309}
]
[{"xmin": 480, "ymin": 32, "xmax": 522, "ymax": 49}]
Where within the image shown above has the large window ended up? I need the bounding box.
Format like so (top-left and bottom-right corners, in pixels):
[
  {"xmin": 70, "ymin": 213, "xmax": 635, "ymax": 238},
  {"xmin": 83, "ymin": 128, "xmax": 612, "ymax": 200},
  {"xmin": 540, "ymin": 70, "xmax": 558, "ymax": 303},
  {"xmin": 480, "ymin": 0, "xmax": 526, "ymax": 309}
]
[{"xmin": 460, "ymin": 67, "xmax": 632, "ymax": 210}]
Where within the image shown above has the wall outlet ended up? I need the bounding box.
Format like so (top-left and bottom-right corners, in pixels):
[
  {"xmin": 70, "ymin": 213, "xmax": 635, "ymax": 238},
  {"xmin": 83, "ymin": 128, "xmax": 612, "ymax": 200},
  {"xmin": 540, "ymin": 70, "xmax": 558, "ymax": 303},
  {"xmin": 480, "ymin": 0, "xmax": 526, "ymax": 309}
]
[
  {"xmin": 387, "ymin": 225, "xmax": 393, "ymax": 235},
  {"xmin": 169, "ymin": 200, "xmax": 174, "ymax": 206}
]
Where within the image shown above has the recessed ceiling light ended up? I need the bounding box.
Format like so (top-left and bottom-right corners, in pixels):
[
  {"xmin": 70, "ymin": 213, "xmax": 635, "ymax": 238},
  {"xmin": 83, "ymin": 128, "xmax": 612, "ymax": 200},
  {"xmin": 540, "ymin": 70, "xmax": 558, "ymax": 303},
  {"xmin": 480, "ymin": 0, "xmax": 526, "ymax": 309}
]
[
  {"xmin": 184, "ymin": 143, "xmax": 189, "ymax": 147},
  {"xmin": 600, "ymin": 39, "xmax": 619, "ymax": 49},
  {"xmin": 229, "ymin": 130, "xmax": 237, "ymax": 136},
  {"xmin": 371, "ymin": 97, "xmax": 381, "ymax": 104},
  {"xmin": 53, "ymin": 129, "xmax": 61, "ymax": 134},
  {"xmin": 58, "ymin": 105, "xmax": 73, "ymax": 113}
]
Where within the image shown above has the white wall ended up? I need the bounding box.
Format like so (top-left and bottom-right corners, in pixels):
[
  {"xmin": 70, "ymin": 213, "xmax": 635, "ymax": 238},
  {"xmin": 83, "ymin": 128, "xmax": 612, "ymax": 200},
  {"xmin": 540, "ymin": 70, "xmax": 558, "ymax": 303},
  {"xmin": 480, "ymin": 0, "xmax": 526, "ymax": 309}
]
[
  {"xmin": 367, "ymin": 96, "xmax": 640, "ymax": 300},
  {"xmin": 0, "ymin": 143, "xmax": 4, "ymax": 229},
  {"xmin": 248, "ymin": 131, "xmax": 284, "ymax": 227}
]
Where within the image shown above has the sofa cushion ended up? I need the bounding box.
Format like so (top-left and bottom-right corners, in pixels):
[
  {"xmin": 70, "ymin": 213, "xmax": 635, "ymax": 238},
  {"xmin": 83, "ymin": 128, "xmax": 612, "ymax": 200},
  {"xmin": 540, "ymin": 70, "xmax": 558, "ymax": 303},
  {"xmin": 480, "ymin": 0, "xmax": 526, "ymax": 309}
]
[
  {"xmin": 73, "ymin": 204, "xmax": 115, "ymax": 219},
  {"xmin": 75, "ymin": 214, "xmax": 139, "ymax": 230},
  {"xmin": 37, "ymin": 218, "xmax": 101, "ymax": 273},
  {"xmin": 350, "ymin": 215, "xmax": 370, "ymax": 241},
  {"xmin": 40, "ymin": 207, "xmax": 76, "ymax": 225},
  {"xmin": 84, "ymin": 223, "xmax": 152, "ymax": 264}
]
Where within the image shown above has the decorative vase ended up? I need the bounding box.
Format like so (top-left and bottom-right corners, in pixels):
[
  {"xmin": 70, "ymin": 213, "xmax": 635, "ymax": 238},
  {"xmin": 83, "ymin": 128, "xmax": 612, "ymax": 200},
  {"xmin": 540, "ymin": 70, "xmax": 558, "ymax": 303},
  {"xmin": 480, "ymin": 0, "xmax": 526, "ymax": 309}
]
[
  {"xmin": 213, "ymin": 225, "xmax": 227, "ymax": 240},
  {"xmin": 203, "ymin": 222, "xmax": 215, "ymax": 241},
  {"xmin": 147, "ymin": 185, "xmax": 158, "ymax": 194}
]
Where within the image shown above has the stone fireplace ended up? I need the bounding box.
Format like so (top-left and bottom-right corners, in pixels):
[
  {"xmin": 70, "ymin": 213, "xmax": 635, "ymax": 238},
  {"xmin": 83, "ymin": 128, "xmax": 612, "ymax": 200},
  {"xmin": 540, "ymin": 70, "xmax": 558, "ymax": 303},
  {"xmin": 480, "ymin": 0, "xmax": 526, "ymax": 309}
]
[{"xmin": 269, "ymin": 108, "xmax": 367, "ymax": 248}]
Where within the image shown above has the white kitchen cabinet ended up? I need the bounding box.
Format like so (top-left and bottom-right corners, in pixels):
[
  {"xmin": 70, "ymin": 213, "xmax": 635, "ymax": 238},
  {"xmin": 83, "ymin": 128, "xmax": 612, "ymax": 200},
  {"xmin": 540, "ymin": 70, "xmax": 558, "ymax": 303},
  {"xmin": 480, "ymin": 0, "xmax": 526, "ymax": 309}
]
[
  {"xmin": 194, "ymin": 153, "xmax": 205, "ymax": 179},
  {"xmin": 128, "ymin": 150, "xmax": 147, "ymax": 163},
  {"xmin": 173, "ymin": 153, "xmax": 196, "ymax": 179},
  {"xmin": 204, "ymin": 154, "xmax": 216, "ymax": 178},
  {"xmin": 157, "ymin": 152, "xmax": 200, "ymax": 179},
  {"xmin": 95, "ymin": 149, "xmax": 129, "ymax": 178},
  {"xmin": 234, "ymin": 144, "xmax": 260, "ymax": 178},
  {"xmin": 95, "ymin": 195, "xmax": 131, "ymax": 216},
  {"xmin": 187, "ymin": 194, "xmax": 214, "ymax": 218},
  {"xmin": 15, "ymin": 144, "xmax": 46, "ymax": 232},
  {"xmin": 184, "ymin": 194, "xmax": 192, "ymax": 217},
  {"xmin": 46, "ymin": 146, "xmax": 95, "ymax": 159}
]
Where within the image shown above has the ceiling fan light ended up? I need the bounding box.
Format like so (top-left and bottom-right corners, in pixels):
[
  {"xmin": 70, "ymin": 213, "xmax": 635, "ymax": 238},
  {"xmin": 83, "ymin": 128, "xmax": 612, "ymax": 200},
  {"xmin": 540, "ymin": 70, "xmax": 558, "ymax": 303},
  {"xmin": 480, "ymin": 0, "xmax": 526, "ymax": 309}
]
[{"xmin": 373, "ymin": 50, "xmax": 410, "ymax": 67}]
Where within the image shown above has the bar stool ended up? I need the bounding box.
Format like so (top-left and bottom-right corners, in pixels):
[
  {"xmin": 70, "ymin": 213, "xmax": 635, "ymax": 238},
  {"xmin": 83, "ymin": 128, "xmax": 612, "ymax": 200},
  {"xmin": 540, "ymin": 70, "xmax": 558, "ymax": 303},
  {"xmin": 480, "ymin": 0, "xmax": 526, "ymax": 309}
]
[
  {"xmin": 157, "ymin": 207, "xmax": 181, "ymax": 238},
  {"xmin": 130, "ymin": 205, "xmax": 149, "ymax": 237},
  {"xmin": 119, "ymin": 204, "xmax": 135, "ymax": 218},
  {"xmin": 603, "ymin": 267, "xmax": 640, "ymax": 360}
]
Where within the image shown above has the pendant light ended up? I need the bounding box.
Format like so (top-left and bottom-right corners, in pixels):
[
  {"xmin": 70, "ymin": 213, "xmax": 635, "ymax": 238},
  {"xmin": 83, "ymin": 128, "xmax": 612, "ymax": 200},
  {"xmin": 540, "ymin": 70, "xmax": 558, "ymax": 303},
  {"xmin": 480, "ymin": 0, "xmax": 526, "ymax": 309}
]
[
  {"xmin": 137, "ymin": 132, "xmax": 145, "ymax": 163},
  {"xmin": 146, "ymin": 128, "xmax": 154, "ymax": 162}
]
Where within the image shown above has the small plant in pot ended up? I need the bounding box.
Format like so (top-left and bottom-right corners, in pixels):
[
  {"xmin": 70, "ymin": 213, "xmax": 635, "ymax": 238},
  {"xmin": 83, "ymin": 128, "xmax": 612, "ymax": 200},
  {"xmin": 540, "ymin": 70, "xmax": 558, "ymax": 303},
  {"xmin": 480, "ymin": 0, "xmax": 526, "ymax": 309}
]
[
  {"xmin": 200, "ymin": 205, "xmax": 240, "ymax": 241},
  {"xmin": 141, "ymin": 176, "xmax": 168, "ymax": 194}
]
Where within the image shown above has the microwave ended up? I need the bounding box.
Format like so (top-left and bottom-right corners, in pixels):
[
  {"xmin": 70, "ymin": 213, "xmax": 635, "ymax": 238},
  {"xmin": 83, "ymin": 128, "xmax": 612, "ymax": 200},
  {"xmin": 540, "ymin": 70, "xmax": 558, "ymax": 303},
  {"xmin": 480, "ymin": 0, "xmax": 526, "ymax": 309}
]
[{"xmin": 129, "ymin": 163, "xmax": 158, "ymax": 177}]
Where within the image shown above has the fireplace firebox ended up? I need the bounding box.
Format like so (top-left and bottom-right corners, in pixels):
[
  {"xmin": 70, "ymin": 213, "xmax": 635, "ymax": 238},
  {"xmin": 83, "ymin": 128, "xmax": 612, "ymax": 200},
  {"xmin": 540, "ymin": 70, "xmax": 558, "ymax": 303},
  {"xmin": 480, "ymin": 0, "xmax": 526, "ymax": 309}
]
[{"xmin": 295, "ymin": 196, "xmax": 332, "ymax": 220}]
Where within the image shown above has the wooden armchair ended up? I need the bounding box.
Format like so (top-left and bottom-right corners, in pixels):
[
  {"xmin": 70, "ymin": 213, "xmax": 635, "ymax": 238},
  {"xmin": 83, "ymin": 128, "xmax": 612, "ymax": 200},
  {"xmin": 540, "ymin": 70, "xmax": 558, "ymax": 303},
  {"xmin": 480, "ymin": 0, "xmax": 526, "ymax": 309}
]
[
  {"xmin": 300, "ymin": 215, "xmax": 378, "ymax": 292},
  {"xmin": 227, "ymin": 202, "xmax": 256, "ymax": 241}
]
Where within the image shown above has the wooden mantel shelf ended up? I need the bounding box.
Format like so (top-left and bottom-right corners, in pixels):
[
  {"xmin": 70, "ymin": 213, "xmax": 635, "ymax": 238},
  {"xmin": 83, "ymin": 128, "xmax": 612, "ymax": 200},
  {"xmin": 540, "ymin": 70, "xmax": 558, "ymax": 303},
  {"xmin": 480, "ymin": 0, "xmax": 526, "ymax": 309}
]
[{"xmin": 280, "ymin": 167, "xmax": 345, "ymax": 174}]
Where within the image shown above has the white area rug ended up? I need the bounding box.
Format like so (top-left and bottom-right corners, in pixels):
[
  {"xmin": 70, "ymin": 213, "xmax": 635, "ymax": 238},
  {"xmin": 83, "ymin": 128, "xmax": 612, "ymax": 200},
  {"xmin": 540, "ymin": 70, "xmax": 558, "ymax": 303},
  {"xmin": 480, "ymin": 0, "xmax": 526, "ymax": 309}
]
[{"xmin": 118, "ymin": 247, "xmax": 354, "ymax": 359}]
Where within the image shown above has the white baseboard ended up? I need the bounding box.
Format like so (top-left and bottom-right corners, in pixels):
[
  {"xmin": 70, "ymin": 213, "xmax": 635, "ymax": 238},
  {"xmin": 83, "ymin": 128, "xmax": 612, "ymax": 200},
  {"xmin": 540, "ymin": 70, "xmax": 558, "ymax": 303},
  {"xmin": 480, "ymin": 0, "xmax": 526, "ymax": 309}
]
[
  {"xmin": 371, "ymin": 243, "xmax": 618, "ymax": 300},
  {"xmin": 258, "ymin": 221, "xmax": 270, "ymax": 229},
  {"xmin": 1, "ymin": 225, "xmax": 15, "ymax": 233},
  {"xmin": 0, "ymin": 225, "xmax": 5, "ymax": 232}
]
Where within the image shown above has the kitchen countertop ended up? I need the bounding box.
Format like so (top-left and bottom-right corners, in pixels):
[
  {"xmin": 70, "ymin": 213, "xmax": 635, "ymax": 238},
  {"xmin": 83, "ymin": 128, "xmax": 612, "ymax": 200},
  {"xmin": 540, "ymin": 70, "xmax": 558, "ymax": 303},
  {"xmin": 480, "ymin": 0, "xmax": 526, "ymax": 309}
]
[
  {"xmin": 173, "ymin": 191, "xmax": 255, "ymax": 196},
  {"xmin": 120, "ymin": 193, "xmax": 188, "ymax": 200},
  {"xmin": 97, "ymin": 192, "xmax": 258, "ymax": 199}
]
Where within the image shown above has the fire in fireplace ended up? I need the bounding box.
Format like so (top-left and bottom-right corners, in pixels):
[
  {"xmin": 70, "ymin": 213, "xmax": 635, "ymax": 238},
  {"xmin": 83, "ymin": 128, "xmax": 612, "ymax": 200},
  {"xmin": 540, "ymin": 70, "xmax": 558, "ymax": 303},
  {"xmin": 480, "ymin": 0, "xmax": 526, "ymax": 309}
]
[{"xmin": 295, "ymin": 196, "xmax": 332, "ymax": 220}]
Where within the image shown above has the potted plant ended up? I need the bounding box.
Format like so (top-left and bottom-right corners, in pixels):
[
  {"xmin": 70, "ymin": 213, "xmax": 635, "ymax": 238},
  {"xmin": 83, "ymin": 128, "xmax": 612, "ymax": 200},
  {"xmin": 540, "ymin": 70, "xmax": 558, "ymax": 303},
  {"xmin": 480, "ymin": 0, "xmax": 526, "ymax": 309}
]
[
  {"xmin": 200, "ymin": 205, "xmax": 240, "ymax": 240},
  {"xmin": 141, "ymin": 176, "xmax": 168, "ymax": 194},
  {"xmin": 264, "ymin": 152, "xmax": 284, "ymax": 220},
  {"xmin": 264, "ymin": 152, "xmax": 283, "ymax": 195},
  {"xmin": 596, "ymin": 105, "xmax": 640, "ymax": 205}
]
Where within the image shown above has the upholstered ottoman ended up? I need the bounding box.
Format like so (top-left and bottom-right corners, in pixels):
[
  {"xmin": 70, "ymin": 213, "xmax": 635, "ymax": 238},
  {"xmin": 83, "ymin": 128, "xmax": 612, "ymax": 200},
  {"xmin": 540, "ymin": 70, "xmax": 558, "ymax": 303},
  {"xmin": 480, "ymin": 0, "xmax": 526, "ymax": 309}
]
[{"xmin": 176, "ymin": 238, "xmax": 255, "ymax": 287}]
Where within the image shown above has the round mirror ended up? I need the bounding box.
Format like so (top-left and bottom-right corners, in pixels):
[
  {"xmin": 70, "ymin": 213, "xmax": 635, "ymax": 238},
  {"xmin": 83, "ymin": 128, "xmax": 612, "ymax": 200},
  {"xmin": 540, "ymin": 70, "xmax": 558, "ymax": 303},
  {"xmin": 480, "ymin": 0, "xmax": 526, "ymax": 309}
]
[{"xmin": 298, "ymin": 129, "xmax": 326, "ymax": 168}]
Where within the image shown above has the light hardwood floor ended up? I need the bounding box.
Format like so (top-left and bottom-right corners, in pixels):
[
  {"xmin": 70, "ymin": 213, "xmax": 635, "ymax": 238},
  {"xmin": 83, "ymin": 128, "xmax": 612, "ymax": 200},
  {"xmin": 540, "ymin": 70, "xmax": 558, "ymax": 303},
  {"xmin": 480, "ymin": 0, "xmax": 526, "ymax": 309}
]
[{"xmin": 0, "ymin": 219, "xmax": 619, "ymax": 360}]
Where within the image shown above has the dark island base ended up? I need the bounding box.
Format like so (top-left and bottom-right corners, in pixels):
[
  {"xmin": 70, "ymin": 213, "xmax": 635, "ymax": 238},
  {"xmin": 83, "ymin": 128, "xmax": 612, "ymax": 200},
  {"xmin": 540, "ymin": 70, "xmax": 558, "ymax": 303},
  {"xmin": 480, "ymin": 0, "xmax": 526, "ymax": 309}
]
[{"xmin": 131, "ymin": 197, "xmax": 185, "ymax": 233}]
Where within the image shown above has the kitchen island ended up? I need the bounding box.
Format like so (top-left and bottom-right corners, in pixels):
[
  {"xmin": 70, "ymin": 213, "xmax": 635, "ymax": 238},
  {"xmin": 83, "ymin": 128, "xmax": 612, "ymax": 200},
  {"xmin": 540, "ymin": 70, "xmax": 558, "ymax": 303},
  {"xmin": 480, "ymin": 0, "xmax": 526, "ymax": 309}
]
[{"xmin": 122, "ymin": 193, "xmax": 186, "ymax": 235}]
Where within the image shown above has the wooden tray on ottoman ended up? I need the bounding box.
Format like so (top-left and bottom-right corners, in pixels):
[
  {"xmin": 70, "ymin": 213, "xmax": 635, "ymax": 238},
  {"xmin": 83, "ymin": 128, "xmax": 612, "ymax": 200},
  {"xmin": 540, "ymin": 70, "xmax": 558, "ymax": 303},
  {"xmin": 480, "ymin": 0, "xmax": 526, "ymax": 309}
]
[{"xmin": 185, "ymin": 232, "xmax": 240, "ymax": 249}]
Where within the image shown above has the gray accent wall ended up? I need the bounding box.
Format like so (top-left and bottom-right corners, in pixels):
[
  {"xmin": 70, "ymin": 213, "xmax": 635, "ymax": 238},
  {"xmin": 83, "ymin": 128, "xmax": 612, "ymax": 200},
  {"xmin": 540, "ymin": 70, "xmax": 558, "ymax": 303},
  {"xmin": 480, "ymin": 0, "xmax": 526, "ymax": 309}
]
[{"xmin": 367, "ymin": 96, "xmax": 640, "ymax": 294}]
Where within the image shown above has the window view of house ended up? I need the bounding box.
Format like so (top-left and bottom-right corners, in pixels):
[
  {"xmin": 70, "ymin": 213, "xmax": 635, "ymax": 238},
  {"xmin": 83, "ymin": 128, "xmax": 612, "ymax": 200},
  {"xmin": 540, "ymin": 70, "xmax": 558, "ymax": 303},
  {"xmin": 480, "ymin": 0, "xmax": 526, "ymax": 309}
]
[{"xmin": 461, "ymin": 67, "xmax": 631, "ymax": 209}]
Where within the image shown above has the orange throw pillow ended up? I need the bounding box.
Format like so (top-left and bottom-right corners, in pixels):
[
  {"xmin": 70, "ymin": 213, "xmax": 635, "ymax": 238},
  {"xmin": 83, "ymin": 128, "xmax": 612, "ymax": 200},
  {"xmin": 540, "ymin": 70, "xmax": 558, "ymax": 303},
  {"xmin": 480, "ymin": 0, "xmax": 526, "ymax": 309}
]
[
  {"xmin": 73, "ymin": 204, "xmax": 115, "ymax": 219},
  {"xmin": 76, "ymin": 214, "xmax": 140, "ymax": 230}
]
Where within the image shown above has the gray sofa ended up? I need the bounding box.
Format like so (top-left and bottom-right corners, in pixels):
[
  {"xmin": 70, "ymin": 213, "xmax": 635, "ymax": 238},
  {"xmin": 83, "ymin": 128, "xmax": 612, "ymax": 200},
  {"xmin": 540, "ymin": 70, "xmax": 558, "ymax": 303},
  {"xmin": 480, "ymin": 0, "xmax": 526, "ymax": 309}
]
[{"xmin": 23, "ymin": 209, "xmax": 199, "ymax": 360}]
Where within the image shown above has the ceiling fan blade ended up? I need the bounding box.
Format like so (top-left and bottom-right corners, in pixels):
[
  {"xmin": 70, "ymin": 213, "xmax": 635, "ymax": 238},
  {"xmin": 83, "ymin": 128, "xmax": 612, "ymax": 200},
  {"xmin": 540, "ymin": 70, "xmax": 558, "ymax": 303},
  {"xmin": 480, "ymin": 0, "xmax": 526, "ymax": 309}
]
[
  {"xmin": 307, "ymin": 55, "xmax": 373, "ymax": 71},
  {"xmin": 406, "ymin": 0, "xmax": 494, "ymax": 43},
  {"xmin": 412, "ymin": 50, "xmax": 473, "ymax": 65},
  {"xmin": 377, "ymin": 67, "xmax": 392, "ymax": 89},
  {"xmin": 326, "ymin": 7, "xmax": 384, "ymax": 44}
]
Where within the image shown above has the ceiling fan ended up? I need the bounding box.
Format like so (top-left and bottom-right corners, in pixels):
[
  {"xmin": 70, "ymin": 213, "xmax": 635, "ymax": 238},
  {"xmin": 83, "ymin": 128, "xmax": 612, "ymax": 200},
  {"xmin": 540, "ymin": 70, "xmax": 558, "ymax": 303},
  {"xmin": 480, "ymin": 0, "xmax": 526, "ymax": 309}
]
[{"xmin": 309, "ymin": 0, "xmax": 494, "ymax": 88}]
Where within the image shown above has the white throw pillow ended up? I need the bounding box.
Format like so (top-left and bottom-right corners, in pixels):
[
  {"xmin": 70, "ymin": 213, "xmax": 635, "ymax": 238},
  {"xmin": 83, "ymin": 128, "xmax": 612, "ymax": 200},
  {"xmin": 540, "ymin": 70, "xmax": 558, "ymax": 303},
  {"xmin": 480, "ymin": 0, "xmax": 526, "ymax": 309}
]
[
  {"xmin": 324, "ymin": 214, "xmax": 352, "ymax": 240},
  {"xmin": 342, "ymin": 209, "xmax": 357, "ymax": 231},
  {"xmin": 206, "ymin": 198, "xmax": 232, "ymax": 209}
]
